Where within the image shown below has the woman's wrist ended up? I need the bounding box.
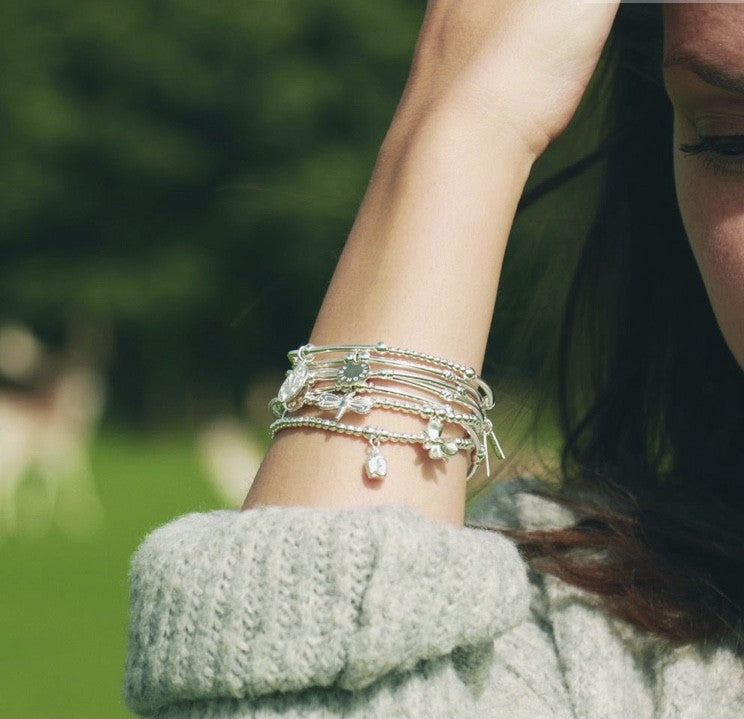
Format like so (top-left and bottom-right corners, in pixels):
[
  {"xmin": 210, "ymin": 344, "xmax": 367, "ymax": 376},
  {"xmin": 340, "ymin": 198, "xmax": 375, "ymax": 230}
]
[{"xmin": 380, "ymin": 83, "xmax": 541, "ymax": 178}]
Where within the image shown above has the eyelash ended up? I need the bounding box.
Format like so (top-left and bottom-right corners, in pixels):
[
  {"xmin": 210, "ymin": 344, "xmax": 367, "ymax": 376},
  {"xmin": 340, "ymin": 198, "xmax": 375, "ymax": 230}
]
[{"xmin": 678, "ymin": 135, "xmax": 744, "ymax": 177}]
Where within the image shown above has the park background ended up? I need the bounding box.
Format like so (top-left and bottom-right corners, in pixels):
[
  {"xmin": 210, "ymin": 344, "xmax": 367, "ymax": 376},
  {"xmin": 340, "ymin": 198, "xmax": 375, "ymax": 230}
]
[{"xmin": 0, "ymin": 1, "xmax": 607, "ymax": 716}]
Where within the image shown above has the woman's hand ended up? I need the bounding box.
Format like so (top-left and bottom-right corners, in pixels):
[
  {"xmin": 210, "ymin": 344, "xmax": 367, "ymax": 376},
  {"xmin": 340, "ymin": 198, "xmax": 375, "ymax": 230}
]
[{"xmin": 397, "ymin": 0, "xmax": 620, "ymax": 159}]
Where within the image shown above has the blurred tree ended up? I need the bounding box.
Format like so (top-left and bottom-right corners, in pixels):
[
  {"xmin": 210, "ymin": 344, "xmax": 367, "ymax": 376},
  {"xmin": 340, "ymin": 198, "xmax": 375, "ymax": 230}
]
[
  {"xmin": 0, "ymin": 0, "xmax": 424, "ymax": 425},
  {"xmin": 0, "ymin": 0, "xmax": 606, "ymax": 427}
]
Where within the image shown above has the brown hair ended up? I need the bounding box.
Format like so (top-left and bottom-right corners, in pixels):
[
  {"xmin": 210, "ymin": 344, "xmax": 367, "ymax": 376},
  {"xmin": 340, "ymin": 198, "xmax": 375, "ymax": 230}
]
[{"xmin": 488, "ymin": 4, "xmax": 744, "ymax": 650}]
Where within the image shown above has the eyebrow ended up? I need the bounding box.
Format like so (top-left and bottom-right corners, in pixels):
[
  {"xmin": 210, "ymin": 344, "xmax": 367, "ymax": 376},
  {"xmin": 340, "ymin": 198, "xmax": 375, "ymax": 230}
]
[{"xmin": 663, "ymin": 51, "xmax": 744, "ymax": 96}]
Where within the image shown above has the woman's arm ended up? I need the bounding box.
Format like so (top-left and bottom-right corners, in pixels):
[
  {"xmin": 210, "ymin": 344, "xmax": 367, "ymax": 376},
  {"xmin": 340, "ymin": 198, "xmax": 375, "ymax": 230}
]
[
  {"xmin": 243, "ymin": 106, "xmax": 534, "ymax": 527},
  {"xmin": 243, "ymin": 0, "xmax": 619, "ymax": 527}
]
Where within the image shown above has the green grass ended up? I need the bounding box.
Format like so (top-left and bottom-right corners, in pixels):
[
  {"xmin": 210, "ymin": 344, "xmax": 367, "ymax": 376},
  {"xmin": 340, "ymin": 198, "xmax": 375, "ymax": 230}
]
[
  {"xmin": 0, "ymin": 412, "xmax": 557, "ymax": 718},
  {"xmin": 0, "ymin": 429, "xmax": 230, "ymax": 719}
]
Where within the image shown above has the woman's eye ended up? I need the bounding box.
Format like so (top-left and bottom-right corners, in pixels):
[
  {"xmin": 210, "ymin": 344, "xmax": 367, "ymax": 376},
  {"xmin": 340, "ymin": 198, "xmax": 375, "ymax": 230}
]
[{"xmin": 679, "ymin": 134, "xmax": 744, "ymax": 176}]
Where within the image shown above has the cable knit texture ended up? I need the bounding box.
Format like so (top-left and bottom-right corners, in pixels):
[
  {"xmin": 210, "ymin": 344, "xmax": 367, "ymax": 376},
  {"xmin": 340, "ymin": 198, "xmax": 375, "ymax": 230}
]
[{"xmin": 123, "ymin": 478, "xmax": 744, "ymax": 718}]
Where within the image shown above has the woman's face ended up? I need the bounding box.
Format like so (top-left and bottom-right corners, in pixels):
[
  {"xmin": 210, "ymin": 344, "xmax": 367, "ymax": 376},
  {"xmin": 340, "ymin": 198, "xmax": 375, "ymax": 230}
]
[{"xmin": 663, "ymin": 5, "xmax": 744, "ymax": 371}]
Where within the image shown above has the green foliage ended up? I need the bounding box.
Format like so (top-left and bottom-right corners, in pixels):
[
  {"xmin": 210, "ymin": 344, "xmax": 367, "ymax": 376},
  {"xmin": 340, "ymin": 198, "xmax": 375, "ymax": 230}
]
[
  {"xmin": 0, "ymin": 0, "xmax": 606, "ymax": 426},
  {"xmin": 0, "ymin": 0, "xmax": 425, "ymax": 424}
]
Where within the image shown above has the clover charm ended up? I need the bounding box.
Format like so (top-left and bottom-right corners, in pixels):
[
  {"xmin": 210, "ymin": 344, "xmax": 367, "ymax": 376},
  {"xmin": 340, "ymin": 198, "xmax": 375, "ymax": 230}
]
[{"xmin": 423, "ymin": 418, "xmax": 459, "ymax": 460}]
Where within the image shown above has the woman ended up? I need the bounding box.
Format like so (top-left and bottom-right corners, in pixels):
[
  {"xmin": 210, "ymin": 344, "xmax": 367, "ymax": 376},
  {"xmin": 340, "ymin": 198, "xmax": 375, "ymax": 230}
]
[{"xmin": 122, "ymin": 2, "xmax": 744, "ymax": 717}]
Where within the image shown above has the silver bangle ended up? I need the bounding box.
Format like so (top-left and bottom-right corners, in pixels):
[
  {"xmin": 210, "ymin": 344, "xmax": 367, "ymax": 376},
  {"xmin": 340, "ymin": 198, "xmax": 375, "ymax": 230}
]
[
  {"xmin": 269, "ymin": 341, "xmax": 504, "ymax": 481},
  {"xmin": 274, "ymin": 346, "xmax": 486, "ymax": 416},
  {"xmin": 300, "ymin": 388, "xmax": 482, "ymax": 427},
  {"xmin": 289, "ymin": 342, "xmax": 494, "ymax": 407},
  {"xmin": 269, "ymin": 415, "xmax": 482, "ymax": 481}
]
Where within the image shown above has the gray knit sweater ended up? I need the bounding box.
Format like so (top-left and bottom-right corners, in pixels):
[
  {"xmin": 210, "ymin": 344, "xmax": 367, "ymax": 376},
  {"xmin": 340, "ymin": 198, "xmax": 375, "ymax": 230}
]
[{"xmin": 122, "ymin": 478, "xmax": 744, "ymax": 718}]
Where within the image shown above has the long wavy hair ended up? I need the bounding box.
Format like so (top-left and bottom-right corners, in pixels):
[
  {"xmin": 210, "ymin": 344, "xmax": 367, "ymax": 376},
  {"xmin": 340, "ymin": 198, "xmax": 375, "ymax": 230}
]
[{"xmin": 487, "ymin": 4, "xmax": 744, "ymax": 650}]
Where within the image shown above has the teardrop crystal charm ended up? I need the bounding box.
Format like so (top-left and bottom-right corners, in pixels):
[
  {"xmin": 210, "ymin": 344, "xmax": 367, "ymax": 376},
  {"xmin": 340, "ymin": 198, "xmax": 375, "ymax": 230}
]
[{"xmin": 364, "ymin": 441, "xmax": 387, "ymax": 480}]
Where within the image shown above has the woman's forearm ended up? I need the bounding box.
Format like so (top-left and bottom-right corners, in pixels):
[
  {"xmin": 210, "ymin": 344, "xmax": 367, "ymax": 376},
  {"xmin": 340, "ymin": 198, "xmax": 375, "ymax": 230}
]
[
  {"xmin": 312, "ymin": 99, "xmax": 535, "ymax": 369},
  {"xmin": 243, "ymin": 98, "xmax": 536, "ymax": 526}
]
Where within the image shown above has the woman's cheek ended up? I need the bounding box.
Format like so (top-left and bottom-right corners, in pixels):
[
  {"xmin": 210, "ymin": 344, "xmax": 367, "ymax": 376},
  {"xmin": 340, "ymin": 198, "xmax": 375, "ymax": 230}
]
[{"xmin": 673, "ymin": 123, "xmax": 744, "ymax": 371}]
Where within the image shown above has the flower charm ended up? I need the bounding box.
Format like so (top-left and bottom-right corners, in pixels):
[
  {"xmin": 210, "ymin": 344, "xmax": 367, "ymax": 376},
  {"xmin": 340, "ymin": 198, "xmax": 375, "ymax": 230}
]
[
  {"xmin": 317, "ymin": 391, "xmax": 374, "ymax": 420},
  {"xmin": 423, "ymin": 418, "xmax": 459, "ymax": 460}
]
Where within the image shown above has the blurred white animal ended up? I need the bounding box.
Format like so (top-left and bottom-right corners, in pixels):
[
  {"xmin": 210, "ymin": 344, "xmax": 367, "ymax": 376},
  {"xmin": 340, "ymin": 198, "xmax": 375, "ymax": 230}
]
[
  {"xmin": 0, "ymin": 323, "xmax": 44, "ymax": 382},
  {"xmin": 197, "ymin": 418, "xmax": 265, "ymax": 507},
  {"xmin": 0, "ymin": 323, "xmax": 107, "ymax": 540}
]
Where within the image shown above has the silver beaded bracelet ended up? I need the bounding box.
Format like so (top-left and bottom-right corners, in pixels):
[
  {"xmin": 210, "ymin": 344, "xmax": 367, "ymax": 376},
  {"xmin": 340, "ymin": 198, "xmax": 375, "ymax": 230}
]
[
  {"xmin": 268, "ymin": 415, "xmax": 478, "ymax": 479},
  {"xmin": 268, "ymin": 342, "xmax": 504, "ymax": 481}
]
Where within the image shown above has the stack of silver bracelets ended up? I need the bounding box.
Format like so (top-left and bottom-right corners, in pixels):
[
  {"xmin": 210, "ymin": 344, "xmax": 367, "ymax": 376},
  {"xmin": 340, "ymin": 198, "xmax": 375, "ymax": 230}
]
[{"xmin": 268, "ymin": 341, "xmax": 504, "ymax": 482}]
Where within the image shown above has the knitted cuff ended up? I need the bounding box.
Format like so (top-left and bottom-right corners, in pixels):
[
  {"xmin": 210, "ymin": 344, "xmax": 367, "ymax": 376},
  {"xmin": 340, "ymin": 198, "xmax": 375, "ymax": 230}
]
[{"xmin": 123, "ymin": 503, "xmax": 530, "ymax": 716}]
